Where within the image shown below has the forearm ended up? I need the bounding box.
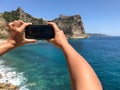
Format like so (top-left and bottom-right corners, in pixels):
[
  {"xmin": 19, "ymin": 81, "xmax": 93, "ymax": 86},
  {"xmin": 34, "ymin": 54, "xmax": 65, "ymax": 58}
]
[
  {"xmin": 61, "ymin": 43, "xmax": 102, "ymax": 90},
  {"xmin": 0, "ymin": 41, "xmax": 14, "ymax": 56}
]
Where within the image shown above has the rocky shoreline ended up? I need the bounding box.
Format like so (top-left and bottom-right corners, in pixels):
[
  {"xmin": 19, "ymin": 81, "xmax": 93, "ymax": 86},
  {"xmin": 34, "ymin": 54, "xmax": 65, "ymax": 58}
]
[
  {"xmin": 0, "ymin": 74, "xmax": 18, "ymax": 90},
  {"xmin": 0, "ymin": 83, "xmax": 18, "ymax": 90}
]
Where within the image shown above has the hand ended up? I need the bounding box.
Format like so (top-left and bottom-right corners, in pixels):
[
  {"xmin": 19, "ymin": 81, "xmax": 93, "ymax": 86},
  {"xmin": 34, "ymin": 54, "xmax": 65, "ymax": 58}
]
[
  {"xmin": 7, "ymin": 20, "xmax": 37, "ymax": 48},
  {"xmin": 48, "ymin": 22, "xmax": 69, "ymax": 48}
]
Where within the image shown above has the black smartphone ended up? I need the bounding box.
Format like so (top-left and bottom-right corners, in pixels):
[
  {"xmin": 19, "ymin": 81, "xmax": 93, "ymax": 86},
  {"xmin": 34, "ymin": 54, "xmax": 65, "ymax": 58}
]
[{"xmin": 25, "ymin": 25, "xmax": 55, "ymax": 40}]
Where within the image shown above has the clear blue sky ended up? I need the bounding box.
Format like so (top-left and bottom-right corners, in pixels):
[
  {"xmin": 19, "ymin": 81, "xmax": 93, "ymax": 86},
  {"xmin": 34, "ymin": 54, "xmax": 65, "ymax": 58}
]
[{"xmin": 0, "ymin": 0, "xmax": 120, "ymax": 36}]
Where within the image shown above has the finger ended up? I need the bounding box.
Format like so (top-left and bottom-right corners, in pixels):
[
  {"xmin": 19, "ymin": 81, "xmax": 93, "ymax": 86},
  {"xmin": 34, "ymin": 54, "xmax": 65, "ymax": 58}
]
[
  {"xmin": 48, "ymin": 22, "xmax": 59, "ymax": 34},
  {"xmin": 8, "ymin": 20, "xmax": 18, "ymax": 29},
  {"xmin": 8, "ymin": 22, "xmax": 16, "ymax": 31},
  {"xmin": 13, "ymin": 20, "xmax": 18, "ymax": 24},
  {"xmin": 25, "ymin": 39, "xmax": 38, "ymax": 43},
  {"xmin": 17, "ymin": 20, "xmax": 23, "ymax": 27},
  {"xmin": 18, "ymin": 20, "xmax": 24, "ymax": 25},
  {"xmin": 47, "ymin": 38, "xmax": 54, "ymax": 42},
  {"xmin": 8, "ymin": 22, "xmax": 13, "ymax": 30},
  {"xmin": 13, "ymin": 20, "xmax": 19, "ymax": 26},
  {"xmin": 19, "ymin": 21, "xmax": 32, "ymax": 32}
]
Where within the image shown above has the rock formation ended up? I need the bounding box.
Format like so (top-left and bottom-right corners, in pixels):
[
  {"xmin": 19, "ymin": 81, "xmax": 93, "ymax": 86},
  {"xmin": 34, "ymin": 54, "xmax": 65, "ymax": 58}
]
[
  {"xmin": 0, "ymin": 14, "xmax": 9, "ymax": 39},
  {"xmin": 2, "ymin": 7, "xmax": 46, "ymax": 24},
  {"xmin": 0, "ymin": 83, "xmax": 18, "ymax": 90},
  {"xmin": 0, "ymin": 7, "xmax": 88, "ymax": 39},
  {"xmin": 0, "ymin": 74, "xmax": 18, "ymax": 90},
  {"xmin": 53, "ymin": 15, "xmax": 87, "ymax": 38}
]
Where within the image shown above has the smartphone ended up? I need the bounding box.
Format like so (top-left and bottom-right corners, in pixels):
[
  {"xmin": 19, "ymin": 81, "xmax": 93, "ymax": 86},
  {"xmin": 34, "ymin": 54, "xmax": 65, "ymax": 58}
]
[{"xmin": 25, "ymin": 25, "xmax": 55, "ymax": 40}]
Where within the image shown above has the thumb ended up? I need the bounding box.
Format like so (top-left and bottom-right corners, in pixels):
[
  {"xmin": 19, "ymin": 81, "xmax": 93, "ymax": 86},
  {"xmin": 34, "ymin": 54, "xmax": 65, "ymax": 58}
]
[{"xmin": 25, "ymin": 39, "xmax": 38, "ymax": 43}]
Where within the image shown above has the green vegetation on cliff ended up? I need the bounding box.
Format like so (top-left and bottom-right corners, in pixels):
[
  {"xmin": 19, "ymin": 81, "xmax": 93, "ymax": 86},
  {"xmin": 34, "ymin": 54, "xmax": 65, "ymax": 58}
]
[
  {"xmin": 2, "ymin": 7, "xmax": 46, "ymax": 24},
  {"xmin": 3, "ymin": 11, "xmax": 19, "ymax": 22}
]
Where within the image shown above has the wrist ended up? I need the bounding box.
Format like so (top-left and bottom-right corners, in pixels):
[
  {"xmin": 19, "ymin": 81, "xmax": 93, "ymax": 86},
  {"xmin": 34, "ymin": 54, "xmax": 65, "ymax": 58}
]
[
  {"xmin": 60, "ymin": 42, "xmax": 71, "ymax": 49},
  {"xmin": 6, "ymin": 39, "xmax": 16, "ymax": 49},
  {"xmin": 0, "ymin": 40, "xmax": 16, "ymax": 56}
]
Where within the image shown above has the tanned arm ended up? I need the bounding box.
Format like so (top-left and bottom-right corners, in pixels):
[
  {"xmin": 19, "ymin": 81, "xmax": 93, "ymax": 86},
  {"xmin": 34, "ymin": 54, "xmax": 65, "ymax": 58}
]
[{"xmin": 48, "ymin": 22, "xmax": 103, "ymax": 90}]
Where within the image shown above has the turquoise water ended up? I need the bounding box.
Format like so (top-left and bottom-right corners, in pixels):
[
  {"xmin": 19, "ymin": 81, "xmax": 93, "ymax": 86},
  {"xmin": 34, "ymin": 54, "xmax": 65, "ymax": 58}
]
[{"xmin": 0, "ymin": 37, "xmax": 120, "ymax": 90}]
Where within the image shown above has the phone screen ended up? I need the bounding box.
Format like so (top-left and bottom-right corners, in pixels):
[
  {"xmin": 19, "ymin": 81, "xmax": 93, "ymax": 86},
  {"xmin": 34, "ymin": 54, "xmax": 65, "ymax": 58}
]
[{"xmin": 25, "ymin": 25, "xmax": 55, "ymax": 40}]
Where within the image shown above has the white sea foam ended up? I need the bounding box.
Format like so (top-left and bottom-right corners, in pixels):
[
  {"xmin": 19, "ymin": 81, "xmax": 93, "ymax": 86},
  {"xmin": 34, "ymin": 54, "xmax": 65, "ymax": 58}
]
[{"xmin": 0, "ymin": 59, "xmax": 29, "ymax": 90}]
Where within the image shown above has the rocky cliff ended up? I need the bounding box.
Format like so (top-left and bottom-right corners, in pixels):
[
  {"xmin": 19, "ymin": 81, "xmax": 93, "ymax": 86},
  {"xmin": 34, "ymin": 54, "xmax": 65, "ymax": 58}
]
[
  {"xmin": 0, "ymin": 14, "xmax": 9, "ymax": 39},
  {"xmin": 0, "ymin": 7, "xmax": 87, "ymax": 39},
  {"xmin": 53, "ymin": 15, "xmax": 87, "ymax": 38},
  {"xmin": 2, "ymin": 7, "xmax": 46, "ymax": 24}
]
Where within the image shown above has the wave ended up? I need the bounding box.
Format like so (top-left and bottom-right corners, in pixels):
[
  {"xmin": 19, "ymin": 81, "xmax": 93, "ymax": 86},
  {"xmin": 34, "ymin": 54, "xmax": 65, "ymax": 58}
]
[{"xmin": 0, "ymin": 58, "xmax": 29, "ymax": 90}]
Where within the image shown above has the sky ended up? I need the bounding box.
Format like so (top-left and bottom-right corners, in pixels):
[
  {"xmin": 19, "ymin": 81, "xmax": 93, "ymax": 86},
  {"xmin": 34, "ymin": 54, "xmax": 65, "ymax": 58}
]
[{"xmin": 0, "ymin": 0, "xmax": 120, "ymax": 36}]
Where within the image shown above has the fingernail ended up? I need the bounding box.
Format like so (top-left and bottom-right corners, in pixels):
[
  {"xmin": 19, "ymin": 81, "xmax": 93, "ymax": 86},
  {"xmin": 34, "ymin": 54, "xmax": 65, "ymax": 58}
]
[
  {"xmin": 29, "ymin": 22, "xmax": 32, "ymax": 24},
  {"xmin": 8, "ymin": 23, "xmax": 13, "ymax": 25}
]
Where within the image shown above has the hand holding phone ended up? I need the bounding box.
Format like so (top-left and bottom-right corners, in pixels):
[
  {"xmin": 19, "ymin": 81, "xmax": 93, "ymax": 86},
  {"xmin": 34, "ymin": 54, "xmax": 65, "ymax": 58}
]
[{"xmin": 25, "ymin": 25, "xmax": 55, "ymax": 40}]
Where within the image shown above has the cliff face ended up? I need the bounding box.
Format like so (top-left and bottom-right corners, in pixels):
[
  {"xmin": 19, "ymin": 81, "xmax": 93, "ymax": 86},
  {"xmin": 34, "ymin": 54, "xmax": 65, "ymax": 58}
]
[
  {"xmin": 0, "ymin": 14, "xmax": 9, "ymax": 39},
  {"xmin": 0, "ymin": 7, "xmax": 87, "ymax": 39},
  {"xmin": 53, "ymin": 15, "xmax": 87, "ymax": 38}
]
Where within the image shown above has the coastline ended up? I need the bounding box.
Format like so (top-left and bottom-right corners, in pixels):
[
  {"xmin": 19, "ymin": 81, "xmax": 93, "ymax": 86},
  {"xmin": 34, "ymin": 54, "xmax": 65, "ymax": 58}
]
[
  {"xmin": 67, "ymin": 34, "xmax": 89, "ymax": 39},
  {"xmin": 0, "ymin": 39, "xmax": 18, "ymax": 90}
]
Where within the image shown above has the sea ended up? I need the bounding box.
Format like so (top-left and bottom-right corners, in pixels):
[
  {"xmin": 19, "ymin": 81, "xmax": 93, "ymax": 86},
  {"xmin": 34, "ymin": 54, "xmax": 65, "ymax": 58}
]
[{"xmin": 0, "ymin": 37, "xmax": 120, "ymax": 90}]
